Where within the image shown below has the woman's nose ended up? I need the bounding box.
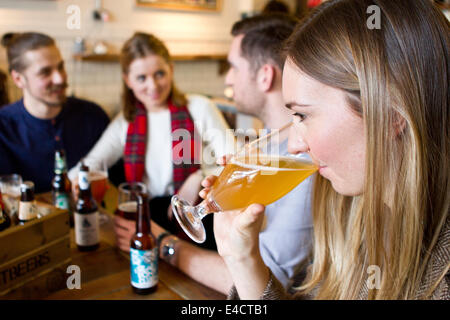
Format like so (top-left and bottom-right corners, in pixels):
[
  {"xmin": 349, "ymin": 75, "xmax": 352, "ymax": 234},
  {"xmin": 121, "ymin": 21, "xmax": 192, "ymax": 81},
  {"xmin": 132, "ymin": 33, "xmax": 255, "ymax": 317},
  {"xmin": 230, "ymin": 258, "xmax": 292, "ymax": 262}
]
[
  {"xmin": 288, "ymin": 125, "xmax": 309, "ymax": 154},
  {"xmin": 145, "ymin": 77, "xmax": 157, "ymax": 90}
]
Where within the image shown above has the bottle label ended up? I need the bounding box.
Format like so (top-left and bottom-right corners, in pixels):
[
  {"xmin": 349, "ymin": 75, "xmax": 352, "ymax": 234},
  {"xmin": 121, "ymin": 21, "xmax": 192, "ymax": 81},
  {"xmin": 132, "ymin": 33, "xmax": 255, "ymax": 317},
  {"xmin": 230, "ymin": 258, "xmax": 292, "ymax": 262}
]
[
  {"xmin": 55, "ymin": 193, "xmax": 70, "ymax": 210},
  {"xmin": 74, "ymin": 211, "xmax": 99, "ymax": 246},
  {"xmin": 79, "ymin": 171, "xmax": 89, "ymax": 190},
  {"xmin": 130, "ymin": 248, "xmax": 158, "ymax": 289},
  {"xmin": 19, "ymin": 201, "xmax": 38, "ymax": 221},
  {"xmin": 55, "ymin": 157, "xmax": 67, "ymax": 173}
]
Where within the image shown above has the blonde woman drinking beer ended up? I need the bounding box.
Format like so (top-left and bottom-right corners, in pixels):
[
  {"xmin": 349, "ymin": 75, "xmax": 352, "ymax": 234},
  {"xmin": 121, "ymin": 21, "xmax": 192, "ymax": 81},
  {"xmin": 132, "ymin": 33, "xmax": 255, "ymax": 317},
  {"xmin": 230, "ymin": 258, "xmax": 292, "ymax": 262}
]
[{"xmin": 200, "ymin": 0, "xmax": 449, "ymax": 299}]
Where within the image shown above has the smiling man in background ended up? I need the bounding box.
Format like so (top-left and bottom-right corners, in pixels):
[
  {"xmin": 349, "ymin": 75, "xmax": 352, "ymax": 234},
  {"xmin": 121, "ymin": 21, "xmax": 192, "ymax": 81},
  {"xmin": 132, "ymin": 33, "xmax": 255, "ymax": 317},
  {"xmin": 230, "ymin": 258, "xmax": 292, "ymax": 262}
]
[{"xmin": 0, "ymin": 32, "xmax": 109, "ymax": 193}]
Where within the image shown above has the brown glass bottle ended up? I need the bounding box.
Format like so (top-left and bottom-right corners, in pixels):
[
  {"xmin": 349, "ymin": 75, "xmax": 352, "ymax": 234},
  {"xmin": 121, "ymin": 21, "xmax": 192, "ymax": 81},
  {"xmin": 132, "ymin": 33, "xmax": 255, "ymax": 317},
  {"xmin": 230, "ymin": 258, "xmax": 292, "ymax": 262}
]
[
  {"xmin": 18, "ymin": 181, "xmax": 38, "ymax": 225},
  {"xmin": 74, "ymin": 163, "xmax": 99, "ymax": 251},
  {"xmin": 130, "ymin": 193, "xmax": 158, "ymax": 294},
  {"xmin": 52, "ymin": 149, "xmax": 74, "ymax": 227},
  {"xmin": 0, "ymin": 190, "xmax": 11, "ymax": 232}
]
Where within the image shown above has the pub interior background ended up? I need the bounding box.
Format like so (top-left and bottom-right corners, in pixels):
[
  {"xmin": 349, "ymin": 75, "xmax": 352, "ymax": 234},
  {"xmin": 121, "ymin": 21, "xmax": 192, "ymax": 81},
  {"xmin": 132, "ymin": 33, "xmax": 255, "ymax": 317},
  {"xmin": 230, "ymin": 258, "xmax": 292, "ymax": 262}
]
[
  {"xmin": 0, "ymin": 0, "xmax": 447, "ymax": 123},
  {"xmin": 0, "ymin": 0, "xmax": 305, "ymax": 130},
  {"xmin": 0, "ymin": 0, "xmax": 448, "ymax": 302}
]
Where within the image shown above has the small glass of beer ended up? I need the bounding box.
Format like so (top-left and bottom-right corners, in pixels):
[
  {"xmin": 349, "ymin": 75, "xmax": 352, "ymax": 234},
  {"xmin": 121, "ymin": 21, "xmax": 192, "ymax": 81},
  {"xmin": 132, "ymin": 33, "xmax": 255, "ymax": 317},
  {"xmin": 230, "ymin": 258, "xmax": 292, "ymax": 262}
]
[
  {"xmin": 171, "ymin": 122, "xmax": 318, "ymax": 243},
  {"xmin": 82, "ymin": 158, "xmax": 109, "ymax": 205},
  {"xmin": 0, "ymin": 174, "xmax": 23, "ymax": 220},
  {"xmin": 82, "ymin": 158, "xmax": 109, "ymax": 224},
  {"xmin": 115, "ymin": 182, "xmax": 147, "ymax": 221}
]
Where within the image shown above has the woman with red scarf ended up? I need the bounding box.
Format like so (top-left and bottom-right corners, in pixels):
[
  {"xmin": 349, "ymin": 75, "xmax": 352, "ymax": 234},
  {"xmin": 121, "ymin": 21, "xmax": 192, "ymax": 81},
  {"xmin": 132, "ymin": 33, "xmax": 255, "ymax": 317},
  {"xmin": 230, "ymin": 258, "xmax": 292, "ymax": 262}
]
[{"xmin": 69, "ymin": 32, "xmax": 234, "ymax": 250}]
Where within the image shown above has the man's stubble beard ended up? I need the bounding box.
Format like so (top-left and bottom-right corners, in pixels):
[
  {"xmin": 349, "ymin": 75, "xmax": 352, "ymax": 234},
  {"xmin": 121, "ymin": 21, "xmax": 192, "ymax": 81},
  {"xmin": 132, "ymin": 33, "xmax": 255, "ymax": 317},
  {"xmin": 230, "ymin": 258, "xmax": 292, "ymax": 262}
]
[{"xmin": 26, "ymin": 84, "xmax": 68, "ymax": 108}]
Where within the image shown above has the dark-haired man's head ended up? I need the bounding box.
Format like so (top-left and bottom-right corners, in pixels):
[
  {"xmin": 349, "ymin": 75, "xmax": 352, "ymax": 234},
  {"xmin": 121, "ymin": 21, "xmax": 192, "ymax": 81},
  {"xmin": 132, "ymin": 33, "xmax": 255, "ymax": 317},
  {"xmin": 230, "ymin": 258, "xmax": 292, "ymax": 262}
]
[
  {"xmin": 225, "ymin": 14, "xmax": 298, "ymax": 117},
  {"xmin": 262, "ymin": 0, "xmax": 290, "ymax": 15},
  {"xmin": 2, "ymin": 32, "xmax": 68, "ymax": 108}
]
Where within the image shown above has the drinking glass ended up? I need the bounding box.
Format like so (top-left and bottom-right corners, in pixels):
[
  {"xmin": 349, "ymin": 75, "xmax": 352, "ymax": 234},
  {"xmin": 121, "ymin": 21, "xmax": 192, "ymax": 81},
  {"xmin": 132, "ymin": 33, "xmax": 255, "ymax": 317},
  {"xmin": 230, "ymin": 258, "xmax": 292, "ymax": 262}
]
[
  {"xmin": 0, "ymin": 174, "xmax": 23, "ymax": 219},
  {"xmin": 115, "ymin": 182, "xmax": 147, "ymax": 221},
  {"xmin": 82, "ymin": 158, "xmax": 109, "ymax": 224},
  {"xmin": 171, "ymin": 122, "xmax": 318, "ymax": 243}
]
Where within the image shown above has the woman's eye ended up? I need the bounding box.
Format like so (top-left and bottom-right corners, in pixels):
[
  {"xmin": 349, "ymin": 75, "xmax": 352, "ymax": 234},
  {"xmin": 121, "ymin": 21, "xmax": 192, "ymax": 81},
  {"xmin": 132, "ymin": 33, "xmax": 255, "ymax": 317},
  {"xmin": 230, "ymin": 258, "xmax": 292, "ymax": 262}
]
[
  {"xmin": 155, "ymin": 70, "xmax": 166, "ymax": 78},
  {"xmin": 292, "ymin": 112, "xmax": 306, "ymax": 122},
  {"xmin": 137, "ymin": 75, "xmax": 146, "ymax": 82}
]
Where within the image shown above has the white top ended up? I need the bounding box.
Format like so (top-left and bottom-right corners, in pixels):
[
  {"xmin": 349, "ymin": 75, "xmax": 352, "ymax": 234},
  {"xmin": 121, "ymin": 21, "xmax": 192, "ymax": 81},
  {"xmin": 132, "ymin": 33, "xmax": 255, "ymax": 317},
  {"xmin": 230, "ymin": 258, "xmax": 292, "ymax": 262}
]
[{"xmin": 69, "ymin": 94, "xmax": 236, "ymax": 197}]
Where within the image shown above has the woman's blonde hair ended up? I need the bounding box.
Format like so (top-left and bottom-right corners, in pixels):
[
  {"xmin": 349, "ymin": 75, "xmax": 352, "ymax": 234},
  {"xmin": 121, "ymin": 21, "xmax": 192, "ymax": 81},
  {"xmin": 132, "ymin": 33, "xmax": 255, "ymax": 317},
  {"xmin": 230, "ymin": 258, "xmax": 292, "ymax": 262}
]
[
  {"xmin": 120, "ymin": 32, "xmax": 187, "ymax": 122},
  {"xmin": 284, "ymin": 0, "xmax": 449, "ymax": 299}
]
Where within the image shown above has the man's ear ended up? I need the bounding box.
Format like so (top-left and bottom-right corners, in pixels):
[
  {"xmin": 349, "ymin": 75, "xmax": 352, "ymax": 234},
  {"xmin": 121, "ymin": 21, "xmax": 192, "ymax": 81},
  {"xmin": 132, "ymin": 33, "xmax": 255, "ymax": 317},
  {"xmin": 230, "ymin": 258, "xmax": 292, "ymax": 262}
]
[
  {"xmin": 11, "ymin": 69, "xmax": 26, "ymax": 89},
  {"xmin": 256, "ymin": 64, "xmax": 276, "ymax": 92}
]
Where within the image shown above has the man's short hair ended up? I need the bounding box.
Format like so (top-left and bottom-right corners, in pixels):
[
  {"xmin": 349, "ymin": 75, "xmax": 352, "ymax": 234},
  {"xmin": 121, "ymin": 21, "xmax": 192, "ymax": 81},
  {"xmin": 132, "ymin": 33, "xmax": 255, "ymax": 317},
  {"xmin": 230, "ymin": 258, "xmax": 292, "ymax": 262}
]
[
  {"xmin": 231, "ymin": 13, "xmax": 299, "ymax": 72},
  {"xmin": 262, "ymin": 0, "xmax": 290, "ymax": 15},
  {"xmin": 1, "ymin": 32, "xmax": 55, "ymax": 72}
]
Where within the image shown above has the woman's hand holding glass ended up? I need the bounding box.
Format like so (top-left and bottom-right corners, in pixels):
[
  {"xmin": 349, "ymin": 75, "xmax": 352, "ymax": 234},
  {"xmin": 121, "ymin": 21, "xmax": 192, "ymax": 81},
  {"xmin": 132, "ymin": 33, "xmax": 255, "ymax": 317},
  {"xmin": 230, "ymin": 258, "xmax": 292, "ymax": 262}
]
[
  {"xmin": 199, "ymin": 173, "xmax": 266, "ymax": 263},
  {"xmin": 199, "ymin": 171, "xmax": 270, "ymax": 299}
]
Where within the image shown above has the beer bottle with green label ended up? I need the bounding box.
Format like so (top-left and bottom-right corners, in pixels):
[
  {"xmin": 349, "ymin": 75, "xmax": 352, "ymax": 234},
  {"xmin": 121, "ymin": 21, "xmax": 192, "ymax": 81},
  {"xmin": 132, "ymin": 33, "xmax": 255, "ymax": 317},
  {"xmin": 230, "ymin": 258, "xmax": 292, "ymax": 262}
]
[{"xmin": 52, "ymin": 149, "xmax": 73, "ymax": 226}]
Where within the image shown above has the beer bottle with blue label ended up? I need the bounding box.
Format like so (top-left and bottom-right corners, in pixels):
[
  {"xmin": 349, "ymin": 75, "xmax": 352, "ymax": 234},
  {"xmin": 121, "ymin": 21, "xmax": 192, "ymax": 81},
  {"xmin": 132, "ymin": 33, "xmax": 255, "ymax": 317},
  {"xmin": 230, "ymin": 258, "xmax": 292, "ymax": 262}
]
[
  {"xmin": 52, "ymin": 149, "xmax": 73, "ymax": 226},
  {"xmin": 130, "ymin": 193, "xmax": 158, "ymax": 294},
  {"xmin": 74, "ymin": 163, "xmax": 99, "ymax": 251}
]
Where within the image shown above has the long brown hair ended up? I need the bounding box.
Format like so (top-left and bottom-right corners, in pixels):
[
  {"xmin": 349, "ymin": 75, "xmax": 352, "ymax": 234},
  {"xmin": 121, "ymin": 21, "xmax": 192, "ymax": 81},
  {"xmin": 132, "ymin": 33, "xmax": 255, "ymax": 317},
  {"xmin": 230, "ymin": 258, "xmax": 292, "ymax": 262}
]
[
  {"xmin": 120, "ymin": 32, "xmax": 187, "ymax": 122},
  {"xmin": 285, "ymin": 0, "xmax": 449, "ymax": 299}
]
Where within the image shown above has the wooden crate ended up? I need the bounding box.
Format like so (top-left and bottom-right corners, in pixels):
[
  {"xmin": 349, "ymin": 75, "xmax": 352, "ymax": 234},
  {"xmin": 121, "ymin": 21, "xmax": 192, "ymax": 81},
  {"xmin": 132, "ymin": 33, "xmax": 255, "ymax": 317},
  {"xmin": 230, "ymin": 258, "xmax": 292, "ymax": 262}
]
[{"xmin": 0, "ymin": 203, "xmax": 71, "ymax": 297}]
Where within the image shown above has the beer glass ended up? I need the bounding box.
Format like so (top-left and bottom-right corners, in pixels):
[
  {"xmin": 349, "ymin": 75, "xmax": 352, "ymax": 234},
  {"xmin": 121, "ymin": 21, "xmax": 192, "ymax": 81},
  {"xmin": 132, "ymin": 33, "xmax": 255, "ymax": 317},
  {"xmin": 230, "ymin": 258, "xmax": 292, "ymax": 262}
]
[
  {"xmin": 83, "ymin": 158, "xmax": 109, "ymax": 205},
  {"xmin": 0, "ymin": 174, "xmax": 23, "ymax": 219},
  {"xmin": 115, "ymin": 182, "xmax": 147, "ymax": 221},
  {"xmin": 83, "ymin": 158, "xmax": 109, "ymax": 224},
  {"xmin": 171, "ymin": 122, "xmax": 318, "ymax": 243}
]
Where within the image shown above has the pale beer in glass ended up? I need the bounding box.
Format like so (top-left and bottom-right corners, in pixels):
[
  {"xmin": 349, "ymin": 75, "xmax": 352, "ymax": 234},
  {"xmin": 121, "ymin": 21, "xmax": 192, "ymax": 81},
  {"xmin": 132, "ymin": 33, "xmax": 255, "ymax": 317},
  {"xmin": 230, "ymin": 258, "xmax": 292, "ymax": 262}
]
[
  {"xmin": 210, "ymin": 155, "xmax": 317, "ymax": 211},
  {"xmin": 172, "ymin": 122, "xmax": 317, "ymax": 243}
]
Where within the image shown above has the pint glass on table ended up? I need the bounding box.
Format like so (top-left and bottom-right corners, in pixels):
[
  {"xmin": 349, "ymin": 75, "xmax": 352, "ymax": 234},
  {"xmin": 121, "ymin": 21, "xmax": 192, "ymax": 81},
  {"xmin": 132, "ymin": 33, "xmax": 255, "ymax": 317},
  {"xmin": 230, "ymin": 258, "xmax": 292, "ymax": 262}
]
[
  {"xmin": 172, "ymin": 122, "xmax": 318, "ymax": 243},
  {"xmin": 115, "ymin": 182, "xmax": 147, "ymax": 221},
  {"xmin": 89, "ymin": 171, "xmax": 108, "ymax": 204}
]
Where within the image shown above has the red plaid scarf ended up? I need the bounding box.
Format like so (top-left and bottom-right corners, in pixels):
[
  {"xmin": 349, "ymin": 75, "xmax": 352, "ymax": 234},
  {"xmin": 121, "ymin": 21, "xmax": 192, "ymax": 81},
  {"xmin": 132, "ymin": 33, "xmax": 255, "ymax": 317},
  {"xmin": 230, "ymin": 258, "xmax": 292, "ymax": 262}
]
[{"xmin": 124, "ymin": 101, "xmax": 201, "ymax": 194}]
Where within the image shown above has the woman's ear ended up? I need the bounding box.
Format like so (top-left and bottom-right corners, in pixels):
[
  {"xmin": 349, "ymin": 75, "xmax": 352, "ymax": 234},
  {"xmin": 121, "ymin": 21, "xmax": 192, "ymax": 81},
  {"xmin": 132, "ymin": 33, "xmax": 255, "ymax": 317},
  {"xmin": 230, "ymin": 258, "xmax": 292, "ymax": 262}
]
[{"xmin": 122, "ymin": 73, "xmax": 131, "ymax": 89}]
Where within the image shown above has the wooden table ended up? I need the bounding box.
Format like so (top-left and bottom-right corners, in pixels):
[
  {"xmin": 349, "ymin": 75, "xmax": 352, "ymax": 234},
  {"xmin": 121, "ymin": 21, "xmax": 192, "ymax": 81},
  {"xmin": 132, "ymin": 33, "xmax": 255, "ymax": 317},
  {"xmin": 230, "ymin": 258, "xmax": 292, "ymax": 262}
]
[{"xmin": 2, "ymin": 186, "xmax": 225, "ymax": 300}]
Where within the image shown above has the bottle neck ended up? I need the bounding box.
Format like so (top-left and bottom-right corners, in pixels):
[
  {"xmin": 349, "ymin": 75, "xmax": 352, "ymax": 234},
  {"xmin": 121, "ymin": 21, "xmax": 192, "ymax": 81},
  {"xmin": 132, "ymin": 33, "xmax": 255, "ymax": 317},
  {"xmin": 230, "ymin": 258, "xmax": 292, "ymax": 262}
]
[
  {"xmin": 20, "ymin": 190, "xmax": 34, "ymax": 202},
  {"xmin": 136, "ymin": 196, "xmax": 151, "ymax": 235}
]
